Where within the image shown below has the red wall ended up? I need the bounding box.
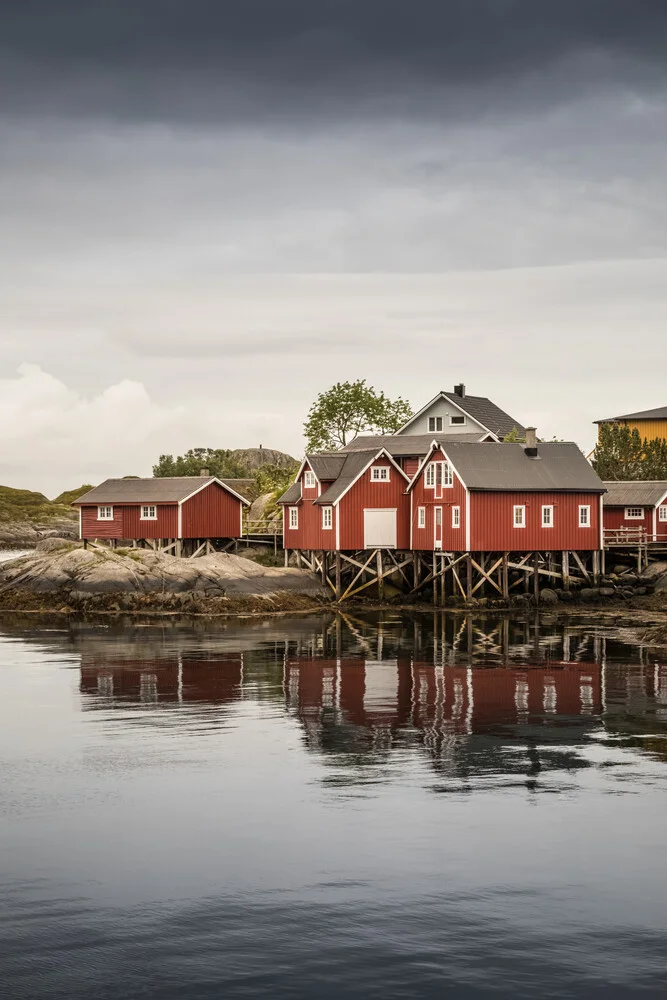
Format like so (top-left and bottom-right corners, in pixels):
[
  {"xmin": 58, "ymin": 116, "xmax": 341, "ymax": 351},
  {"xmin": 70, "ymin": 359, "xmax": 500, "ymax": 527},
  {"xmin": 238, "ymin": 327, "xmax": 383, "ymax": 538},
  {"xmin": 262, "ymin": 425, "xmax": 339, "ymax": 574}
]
[
  {"xmin": 603, "ymin": 505, "xmax": 667, "ymax": 542},
  {"xmin": 123, "ymin": 505, "xmax": 178, "ymax": 539},
  {"xmin": 181, "ymin": 481, "xmax": 243, "ymax": 538},
  {"xmin": 338, "ymin": 458, "xmax": 410, "ymax": 550},
  {"xmin": 409, "ymin": 448, "xmax": 467, "ymax": 550},
  {"xmin": 80, "ymin": 504, "xmax": 125, "ymax": 540},
  {"xmin": 283, "ymin": 462, "xmax": 338, "ymax": 550},
  {"xmin": 470, "ymin": 491, "xmax": 601, "ymax": 551}
]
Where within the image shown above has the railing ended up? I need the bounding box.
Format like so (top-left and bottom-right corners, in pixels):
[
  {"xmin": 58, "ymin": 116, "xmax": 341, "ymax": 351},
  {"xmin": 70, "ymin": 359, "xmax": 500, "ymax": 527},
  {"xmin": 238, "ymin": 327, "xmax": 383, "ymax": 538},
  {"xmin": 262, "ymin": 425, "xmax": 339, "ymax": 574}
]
[
  {"xmin": 603, "ymin": 527, "xmax": 648, "ymax": 546},
  {"xmin": 243, "ymin": 519, "xmax": 283, "ymax": 536}
]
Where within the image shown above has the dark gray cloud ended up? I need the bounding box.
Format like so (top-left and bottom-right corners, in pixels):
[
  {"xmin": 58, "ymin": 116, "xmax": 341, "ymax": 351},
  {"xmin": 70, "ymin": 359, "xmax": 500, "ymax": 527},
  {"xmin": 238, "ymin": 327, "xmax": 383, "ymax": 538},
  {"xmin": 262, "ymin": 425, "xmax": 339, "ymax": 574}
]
[{"xmin": 2, "ymin": 1, "xmax": 667, "ymax": 122}]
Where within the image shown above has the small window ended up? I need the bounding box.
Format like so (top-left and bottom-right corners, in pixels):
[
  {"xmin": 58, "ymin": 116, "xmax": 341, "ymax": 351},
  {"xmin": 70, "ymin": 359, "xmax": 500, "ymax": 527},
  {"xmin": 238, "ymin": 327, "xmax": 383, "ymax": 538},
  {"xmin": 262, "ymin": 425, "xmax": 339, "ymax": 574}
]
[
  {"xmin": 579, "ymin": 505, "xmax": 590, "ymax": 527},
  {"xmin": 289, "ymin": 507, "xmax": 299, "ymax": 529},
  {"xmin": 659, "ymin": 506, "xmax": 667, "ymax": 522},
  {"xmin": 304, "ymin": 470, "xmax": 316, "ymax": 489},
  {"xmin": 542, "ymin": 505, "xmax": 553, "ymax": 527},
  {"xmin": 452, "ymin": 506, "xmax": 461, "ymax": 528},
  {"xmin": 441, "ymin": 461, "xmax": 453, "ymax": 487},
  {"xmin": 371, "ymin": 466, "xmax": 390, "ymax": 482},
  {"xmin": 418, "ymin": 506, "xmax": 426, "ymax": 528},
  {"xmin": 322, "ymin": 506, "xmax": 333, "ymax": 530},
  {"xmin": 428, "ymin": 416, "xmax": 444, "ymax": 433},
  {"xmin": 140, "ymin": 504, "xmax": 157, "ymax": 520},
  {"xmin": 97, "ymin": 505, "xmax": 113, "ymax": 520},
  {"xmin": 514, "ymin": 505, "xmax": 526, "ymax": 528},
  {"xmin": 449, "ymin": 415, "xmax": 466, "ymax": 426},
  {"xmin": 425, "ymin": 462, "xmax": 435, "ymax": 487},
  {"xmin": 625, "ymin": 507, "xmax": 644, "ymax": 520}
]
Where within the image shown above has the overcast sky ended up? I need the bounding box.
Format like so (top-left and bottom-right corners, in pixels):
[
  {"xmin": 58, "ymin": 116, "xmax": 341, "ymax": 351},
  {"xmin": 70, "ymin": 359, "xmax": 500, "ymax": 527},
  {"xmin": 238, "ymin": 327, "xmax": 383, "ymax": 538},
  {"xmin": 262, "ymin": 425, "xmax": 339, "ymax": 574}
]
[{"xmin": 2, "ymin": 0, "xmax": 667, "ymax": 494}]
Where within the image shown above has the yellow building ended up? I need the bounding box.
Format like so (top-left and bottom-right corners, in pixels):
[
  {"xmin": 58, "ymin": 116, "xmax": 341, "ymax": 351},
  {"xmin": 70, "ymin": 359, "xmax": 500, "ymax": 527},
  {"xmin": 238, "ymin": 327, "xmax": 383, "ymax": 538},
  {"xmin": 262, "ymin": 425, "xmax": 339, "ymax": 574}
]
[{"xmin": 595, "ymin": 405, "xmax": 667, "ymax": 443}]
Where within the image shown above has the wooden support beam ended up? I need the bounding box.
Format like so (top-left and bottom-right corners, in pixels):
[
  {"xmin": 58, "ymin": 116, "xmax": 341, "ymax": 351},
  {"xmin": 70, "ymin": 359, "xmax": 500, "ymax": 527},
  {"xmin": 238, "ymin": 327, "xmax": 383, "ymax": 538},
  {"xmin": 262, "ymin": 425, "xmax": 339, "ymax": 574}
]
[
  {"xmin": 466, "ymin": 553, "xmax": 472, "ymax": 600},
  {"xmin": 571, "ymin": 550, "xmax": 591, "ymax": 583},
  {"xmin": 335, "ymin": 552, "xmax": 342, "ymax": 600},
  {"xmin": 377, "ymin": 549, "xmax": 385, "ymax": 601},
  {"xmin": 190, "ymin": 540, "xmax": 207, "ymax": 559},
  {"xmin": 562, "ymin": 551, "xmax": 570, "ymax": 591},
  {"xmin": 533, "ymin": 551, "xmax": 540, "ymax": 601},
  {"xmin": 341, "ymin": 548, "xmax": 381, "ymax": 601},
  {"xmin": 470, "ymin": 556, "xmax": 504, "ymax": 596},
  {"xmin": 502, "ymin": 552, "xmax": 509, "ymax": 600}
]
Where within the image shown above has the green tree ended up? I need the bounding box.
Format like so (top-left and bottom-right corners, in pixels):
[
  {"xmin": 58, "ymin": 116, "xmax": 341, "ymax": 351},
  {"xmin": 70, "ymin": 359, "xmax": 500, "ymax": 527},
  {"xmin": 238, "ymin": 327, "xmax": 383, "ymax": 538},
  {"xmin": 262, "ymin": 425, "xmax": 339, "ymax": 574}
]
[
  {"xmin": 153, "ymin": 448, "xmax": 248, "ymax": 480},
  {"xmin": 304, "ymin": 380, "xmax": 413, "ymax": 452},
  {"xmin": 592, "ymin": 423, "xmax": 667, "ymax": 480}
]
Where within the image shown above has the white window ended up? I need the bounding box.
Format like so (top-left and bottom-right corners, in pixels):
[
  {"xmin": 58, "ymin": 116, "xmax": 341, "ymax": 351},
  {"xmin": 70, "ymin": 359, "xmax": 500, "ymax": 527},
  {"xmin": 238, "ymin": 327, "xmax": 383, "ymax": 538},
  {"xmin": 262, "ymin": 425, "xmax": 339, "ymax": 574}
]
[
  {"xmin": 304, "ymin": 470, "xmax": 316, "ymax": 489},
  {"xmin": 140, "ymin": 504, "xmax": 157, "ymax": 520},
  {"xmin": 542, "ymin": 505, "xmax": 553, "ymax": 527},
  {"xmin": 579, "ymin": 505, "xmax": 590, "ymax": 527},
  {"xmin": 418, "ymin": 506, "xmax": 426, "ymax": 528},
  {"xmin": 625, "ymin": 507, "xmax": 644, "ymax": 520},
  {"xmin": 425, "ymin": 461, "xmax": 453, "ymax": 488},
  {"xmin": 449, "ymin": 415, "xmax": 466, "ymax": 426},
  {"xmin": 97, "ymin": 505, "xmax": 113, "ymax": 520},
  {"xmin": 322, "ymin": 506, "xmax": 333, "ymax": 530},
  {"xmin": 452, "ymin": 506, "xmax": 461, "ymax": 528},
  {"xmin": 425, "ymin": 462, "xmax": 435, "ymax": 487},
  {"xmin": 659, "ymin": 506, "xmax": 667, "ymax": 522},
  {"xmin": 441, "ymin": 462, "xmax": 453, "ymax": 487},
  {"xmin": 514, "ymin": 505, "xmax": 526, "ymax": 528},
  {"xmin": 371, "ymin": 466, "xmax": 390, "ymax": 482},
  {"xmin": 428, "ymin": 416, "xmax": 444, "ymax": 433},
  {"xmin": 289, "ymin": 507, "xmax": 299, "ymax": 529}
]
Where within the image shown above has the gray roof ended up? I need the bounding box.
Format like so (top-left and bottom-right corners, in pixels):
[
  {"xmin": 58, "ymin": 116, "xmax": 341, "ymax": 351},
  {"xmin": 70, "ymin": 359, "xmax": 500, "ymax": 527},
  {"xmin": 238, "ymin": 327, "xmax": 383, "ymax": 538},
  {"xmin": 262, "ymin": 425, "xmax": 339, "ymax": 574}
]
[
  {"xmin": 276, "ymin": 482, "xmax": 302, "ymax": 505},
  {"xmin": 307, "ymin": 453, "xmax": 347, "ymax": 480},
  {"xmin": 73, "ymin": 477, "xmax": 249, "ymax": 505},
  {"xmin": 422, "ymin": 443, "xmax": 605, "ymax": 492},
  {"xmin": 602, "ymin": 481, "xmax": 667, "ymax": 507},
  {"xmin": 315, "ymin": 451, "xmax": 381, "ymax": 505},
  {"xmin": 441, "ymin": 392, "xmax": 526, "ymax": 438},
  {"xmin": 340, "ymin": 433, "xmax": 488, "ymax": 455},
  {"xmin": 596, "ymin": 405, "xmax": 667, "ymax": 424}
]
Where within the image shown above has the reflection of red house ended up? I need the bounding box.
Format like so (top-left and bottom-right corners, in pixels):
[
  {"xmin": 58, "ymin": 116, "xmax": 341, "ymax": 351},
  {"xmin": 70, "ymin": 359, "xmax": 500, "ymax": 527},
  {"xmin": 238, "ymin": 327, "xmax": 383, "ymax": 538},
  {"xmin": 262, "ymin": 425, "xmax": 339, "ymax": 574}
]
[
  {"xmin": 284, "ymin": 658, "xmax": 601, "ymax": 736},
  {"xmin": 80, "ymin": 654, "xmax": 244, "ymax": 704}
]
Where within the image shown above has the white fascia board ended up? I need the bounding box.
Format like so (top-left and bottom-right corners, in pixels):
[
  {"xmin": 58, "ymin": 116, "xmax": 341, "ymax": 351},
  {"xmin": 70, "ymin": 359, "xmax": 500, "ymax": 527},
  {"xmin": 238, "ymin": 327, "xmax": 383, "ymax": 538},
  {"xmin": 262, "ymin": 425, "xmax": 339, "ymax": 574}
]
[
  {"xmin": 331, "ymin": 449, "xmax": 408, "ymax": 507},
  {"xmin": 465, "ymin": 488, "xmax": 471, "ymax": 551},
  {"xmin": 405, "ymin": 439, "xmax": 441, "ymax": 492},
  {"xmin": 397, "ymin": 392, "xmax": 445, "ymax": 433},
  {"xmin": 178, "ymin": 504, "xmax": 182, "ymax": 537},
  {"xmin": 179, "ymin": 477, "xmax": 250, "ymax": 506},
  {"xmin": 406, "ymin": 441, "xmax": 468, "ymax": 493},
  {"xmin": 598, "ymin": 494, "xmax": 604, "ymax": 550},
  {"xmin": 397, "ymin": 391, "xmax": 495, "ymax": 438}
]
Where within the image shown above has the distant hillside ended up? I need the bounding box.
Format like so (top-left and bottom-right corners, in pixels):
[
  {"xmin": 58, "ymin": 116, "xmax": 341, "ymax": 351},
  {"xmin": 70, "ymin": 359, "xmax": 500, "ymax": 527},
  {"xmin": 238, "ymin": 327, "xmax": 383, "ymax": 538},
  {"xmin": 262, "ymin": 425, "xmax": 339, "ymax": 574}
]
[
  {"xmin": 230, "ymin": 448, "xmax": 297, "ymax": 471},
  {"xmin": 52, "ymin": 485, "xmax": 94, "ymax": 505},
  {"xmin": 0, "ymin": 485, "xmax": 79, "ymax": 547}
]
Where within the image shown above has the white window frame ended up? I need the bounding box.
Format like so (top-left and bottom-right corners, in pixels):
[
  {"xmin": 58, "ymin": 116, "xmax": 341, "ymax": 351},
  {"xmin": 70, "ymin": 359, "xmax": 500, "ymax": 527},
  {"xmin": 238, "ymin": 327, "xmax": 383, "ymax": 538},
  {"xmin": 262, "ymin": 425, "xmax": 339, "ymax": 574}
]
[
  {"xmin": 425, "ymin": 462, "xmax": 436, "ymax": 488},
  {"xmin": 428, "ymin": 416, "xmax": 444, "ymax": 433},
  {"xmin": 452, "ymin": 505, "xmax": 461, "ymax": 528},
  {"xmin": 624, "ymin": 507, "xmax": 644, "ymax": 520},
  {"xmin": 303, "ymin": 470, "xmax": 316, "ymax": 489},
  {"xmin": 425, "ymin": 461, "xmax": 453, "ymax": 489},
  {"xmin": 578, "ymin": 505, "xmax": 591, "ymax": 528},
  {"xmin": 449, "ymin": 414, "xmax": 466, "ymax": 426},
  {"xmin": 659, "ymin": 506, "xmax": 667, "ymax": 522},
  {"xmin": 513, "ymin": 505, "xmax": 526, "ymax": 528},
  {"xmin": 371, "ymin": 466, "xmax": 391, "ymax": 482},
  {"xmin": 322, "ymin": 506, "xmax": 333, "ymax": 530},
  {"xmin": 97, "ymin": 505, "xmax": 114, "ymax": 520},
  {"xmin": 289, "ymin": 507, "xmax": 299, "ymax": 530},
  {"xmin": 417, "ymin": 506, "xmax": 426, "ymax": 529},
  {"xmin": 542, "ymin": 505, "xmax": 553, "ymax": 528},
  {"xmin": 140, "ymin": 504, "xmax": 157, "ymax": 521}
]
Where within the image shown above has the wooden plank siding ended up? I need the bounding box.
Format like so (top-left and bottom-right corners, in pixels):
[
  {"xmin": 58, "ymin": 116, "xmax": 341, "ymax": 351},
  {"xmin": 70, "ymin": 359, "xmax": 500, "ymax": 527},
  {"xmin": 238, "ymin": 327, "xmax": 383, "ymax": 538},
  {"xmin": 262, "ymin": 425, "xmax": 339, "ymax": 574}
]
[
  {"xmin": 180, "ymin": 481, "xmax": 243, "ymax": 539},
  {"xmin": 604, "ymin": 419, "xmax": 667, "ymax": 443},
  {"xmin": 337, "ymin": 458, "xmax": 410, "ymax": 550},
  {"xmin": 409, "ymin": 447, "xmax": 468, "ymax": 550},
  {"xmin": 470, "ymin": 491, "xmax": 601, "ymax": 551},
  {"xmin": 604, "ymin": 504, "xmax": 667, "ymax": 542}
]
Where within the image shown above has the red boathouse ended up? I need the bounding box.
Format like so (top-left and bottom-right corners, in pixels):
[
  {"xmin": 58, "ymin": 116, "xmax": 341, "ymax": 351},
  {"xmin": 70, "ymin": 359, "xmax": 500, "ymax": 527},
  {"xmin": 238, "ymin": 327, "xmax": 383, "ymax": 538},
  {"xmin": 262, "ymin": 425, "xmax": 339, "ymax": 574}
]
[{"xmin": 602, "ymin": 481, "xmax": 667, "ymax": 543}]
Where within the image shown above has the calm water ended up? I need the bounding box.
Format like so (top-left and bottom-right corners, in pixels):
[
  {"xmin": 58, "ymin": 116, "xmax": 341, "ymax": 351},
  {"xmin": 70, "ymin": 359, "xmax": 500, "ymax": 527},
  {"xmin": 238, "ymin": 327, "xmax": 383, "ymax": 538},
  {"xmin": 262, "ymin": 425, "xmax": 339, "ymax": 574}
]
[{"xmin": 1, "ymin": 610, "xmax": 666, "ymax": 999}]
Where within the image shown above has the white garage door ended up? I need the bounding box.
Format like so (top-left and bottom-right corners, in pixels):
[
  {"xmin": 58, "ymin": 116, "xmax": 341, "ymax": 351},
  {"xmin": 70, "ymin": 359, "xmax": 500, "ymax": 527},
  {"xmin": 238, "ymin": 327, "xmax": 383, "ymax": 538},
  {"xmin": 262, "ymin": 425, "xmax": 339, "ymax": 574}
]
[{"xmin": 363, "ymin": 508, "xmax": 397, "ymax": 548}]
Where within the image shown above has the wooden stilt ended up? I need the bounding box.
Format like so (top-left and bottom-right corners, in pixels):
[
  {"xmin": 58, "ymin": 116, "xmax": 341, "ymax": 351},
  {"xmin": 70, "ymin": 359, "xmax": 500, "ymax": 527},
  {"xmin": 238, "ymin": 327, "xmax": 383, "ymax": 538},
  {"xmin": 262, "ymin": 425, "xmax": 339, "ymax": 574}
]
[
  {"xmin": 335, "ymin": 552, "xmax": 342, "ymax": 600},
  {"xmin": 533, "ymin": 552, "xmax": 540, "ymax": 601},
  {"xmin": 592, "ymin": 550, "xmax": 600, "ymax": 585},
  {"xmin": 284, "ymin": 548, "xmax": 289, "ymax": 568},
  {"xmin": 432, "ymin": 553, "xmax": 437, "ymax": 605},
  {"xmin": 466, "ymin": 553, "xmax": 472, "ymax": 601},
  {"xmin": 377, "ymin": 549, "xmax": 385, "ymax": 601},
  {"xmin": 562, "ymin": 551, "xmax": 570, "ymax": 591},
  {"xmin": 502, "ymin": 551, "xmax": 509, "ymax": 600}
]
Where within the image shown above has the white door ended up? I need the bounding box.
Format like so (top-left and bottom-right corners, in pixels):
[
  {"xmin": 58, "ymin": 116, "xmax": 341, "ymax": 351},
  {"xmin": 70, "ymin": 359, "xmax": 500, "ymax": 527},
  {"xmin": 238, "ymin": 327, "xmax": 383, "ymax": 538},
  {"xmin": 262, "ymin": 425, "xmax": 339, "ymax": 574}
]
[
  {"xmin": 364, "ymin": 509, "xmax": 397, "ymax": 548},
  {"xmin": 434, "ymin": 506, "xmax": 443, "ymax": 549}
]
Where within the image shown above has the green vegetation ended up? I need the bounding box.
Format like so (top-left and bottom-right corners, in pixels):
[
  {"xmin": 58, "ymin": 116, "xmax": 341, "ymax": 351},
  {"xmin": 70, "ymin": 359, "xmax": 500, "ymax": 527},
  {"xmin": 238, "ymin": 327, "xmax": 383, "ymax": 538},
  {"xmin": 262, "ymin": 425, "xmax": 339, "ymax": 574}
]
[
  {"xmin": 304, "ymin": 380, "xmax": 413, "ymax": 452},
  {"xmin": 52, "ymin": 485, "xmax": 94, "ymax": 505},
  {"xmin": 592, "ymin": 423, "xmax": 667, "ymax": 480},
  {"xmin": 153, "ymin": 448, "xmax": 248, "ymax": 480},
  {"xmin": 0, "ymin": 486, "xmax": 75, "ymax": 524}
]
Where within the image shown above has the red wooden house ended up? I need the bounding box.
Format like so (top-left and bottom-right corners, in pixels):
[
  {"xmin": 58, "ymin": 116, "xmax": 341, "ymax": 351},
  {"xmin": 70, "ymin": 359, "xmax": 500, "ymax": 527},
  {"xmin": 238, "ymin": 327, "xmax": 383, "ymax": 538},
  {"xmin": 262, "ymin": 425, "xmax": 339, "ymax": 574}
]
[
  {"xmin": 407, "ymin": 437, "xmax": 605, "ymax": 553},
  {"xmin": 602, "ymin": 482, "xmax": 667, "ymax": 543},
  {"xmin": 278, "ymin": 448, "xmax": 411, "ymax": 551},
  {"xmin": 72, "ymin": 476, "xmax": 249, "ymax": 549}
]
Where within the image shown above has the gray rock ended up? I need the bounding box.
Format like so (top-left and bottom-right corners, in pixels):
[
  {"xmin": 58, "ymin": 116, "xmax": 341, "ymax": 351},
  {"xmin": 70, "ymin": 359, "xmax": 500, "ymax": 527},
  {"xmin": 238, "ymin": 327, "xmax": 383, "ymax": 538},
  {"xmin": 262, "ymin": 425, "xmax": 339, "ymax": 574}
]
[
  {"xmin": 558, "ymin": 591, "xmax": 574, "ymax": 602},
  {"xmin": 540, "ymin": 588, "xmax": 559, "ymax": 605},
  {"xmin": 599, "ymin": 586, "xmax": 616, "ymax": 597},
  {"xmin": 633, "ymin": 586, "xmax": 647, "ymax": 596},
  {"xmin": 580, "ymin": 587, "xmax": 600, "ymax": 600}
]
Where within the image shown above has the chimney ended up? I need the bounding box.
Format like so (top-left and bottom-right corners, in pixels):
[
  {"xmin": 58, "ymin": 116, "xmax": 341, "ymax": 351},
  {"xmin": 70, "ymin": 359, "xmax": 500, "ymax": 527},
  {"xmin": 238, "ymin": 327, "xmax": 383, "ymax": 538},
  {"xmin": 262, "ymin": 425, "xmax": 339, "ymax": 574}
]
[
  {"xmin": 200, "ymin": 467, "xmax": 210, "ymax": 477},
  {"xmin": 454, "ymin": 383, "xmax": 466, "ymax": 398},
  {"xmin": 524, "ymin": 428, "xmax": 538, "ymax": 457}
]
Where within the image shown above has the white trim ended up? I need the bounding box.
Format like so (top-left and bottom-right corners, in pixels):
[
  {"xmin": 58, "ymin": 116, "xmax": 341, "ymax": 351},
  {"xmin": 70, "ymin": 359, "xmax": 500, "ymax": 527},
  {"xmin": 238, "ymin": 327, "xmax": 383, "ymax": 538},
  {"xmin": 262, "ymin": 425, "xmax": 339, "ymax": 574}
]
[
  {"xmin": 239, "ymin": 503, "xmax": 243, "ymax": 539},
  {"xmin": 332, "ymin": 448, "xmax": 409, "ymax": 506},
  {"xmin": 78, "ymin": 506, "xmax": 82, "ymax": 540},
  {"xmin": 434, "ymin": 506, "xmax": 443, "ymax": 549},
  {"xmin": 465, "ymin": 488, "xmax": 471, "ymax": 551},
  {"xmin": 513, "ymin": 505, "xmax": 526, "ymax": 528},
  {"xmin": 449, "ymin": 414, "xmax": 467, "ymax": 427},
  {"xmin": 541, "ymin": 504, "xmax": 554, "ymax": 528},
  {"xmin": 178, "ymin": 504, "xmax": 183, "ymax": 537},
  {"xmin": 406, "ymin": 441, "xmax": 467, "ymax": 493},
  {"xmin": 409, "ymin": 490, "xmax": 413, "ymax": 549},
  {"xmin": 624, "ymin": 507, "xmax": 645, "ymax": 520},
  {"xmin": 304, "ymin": 470, "xmax": 316, "ymax": 489},
  {"xmin": 178, "ymin": 476, "xmax": 250, "ymax": 506},
  {"xmin": 452, "ymin": 505, "xmax": 461, "ymax": 528},
  {"xmin": 418, "ymin": 505, "xmax": 426, "ymax": 529},
  {"xmin": 97, "ymin": 505, "xmax": 114, "ymax": 520},
  {"xmin": 322, "ymin": 506, "xmax": 333, "ymax": 530},
  {"xmin": 659, "ymin": 506, "xmax": 667, "ymax": 522},
  {"xmin": 335, "ymin": 504, "xmax": 341, "ymax": 549},
  {"xmin": 289, "ymin": 507, "xmax": 299, "ymax": 530},
  {"xmin": 140, "ymin": 504, "xmax": 158, "ymax": 521},
  {"xmin": 599, "ymin": 494, "xmax": 604, "ymax": 550},
  {"xmin": 370, "ymin": 465, "xmax": 391, "ymax": 482},
  {"xmin": 427, "ymin": 415, "xmax": 444, "ymax": 433},
  {"xmin": 397, "ymin": 391, "xmax": 494, "ymax": 436},
  {"xmin": 578, "ymin": 504, "xmax": 591, "ymax": 528}
]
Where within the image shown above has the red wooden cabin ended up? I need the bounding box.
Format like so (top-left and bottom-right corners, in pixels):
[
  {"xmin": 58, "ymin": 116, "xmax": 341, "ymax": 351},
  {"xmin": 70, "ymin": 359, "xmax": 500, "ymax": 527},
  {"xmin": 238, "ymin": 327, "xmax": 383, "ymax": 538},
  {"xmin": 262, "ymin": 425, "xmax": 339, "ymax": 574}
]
[
  {"xmin": 72, "ymin": 476, "xmax": 249, "ymax": 545},
  {"xmin": 407, "ymin": 439, "xmax": 605, "ymax": 552},
  {"xmin": 279, "ymin": 448, "xmax": 411, "ymax": 551},
  {"xmin": 602, "ymin": 481, "xmax": 667, "ymax": 543}
]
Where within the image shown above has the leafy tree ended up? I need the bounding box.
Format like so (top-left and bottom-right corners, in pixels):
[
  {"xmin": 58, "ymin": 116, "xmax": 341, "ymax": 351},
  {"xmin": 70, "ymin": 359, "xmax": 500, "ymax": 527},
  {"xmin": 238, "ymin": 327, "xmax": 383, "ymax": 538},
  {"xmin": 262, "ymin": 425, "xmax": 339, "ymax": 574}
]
[
  {"xmin": 254, "ymin": 462, "xmax": 299, "ymax": 497},
  {"xmin": 592, "ymin": 423, "xmax": 667, "ymax": 480},
  {"xmin": 153, "ymin": 448, "xmax": 248, "ymax": 480},
  {"xmin": 304, "ymin": 380, "xmax": 413, "ymax": 452}
]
